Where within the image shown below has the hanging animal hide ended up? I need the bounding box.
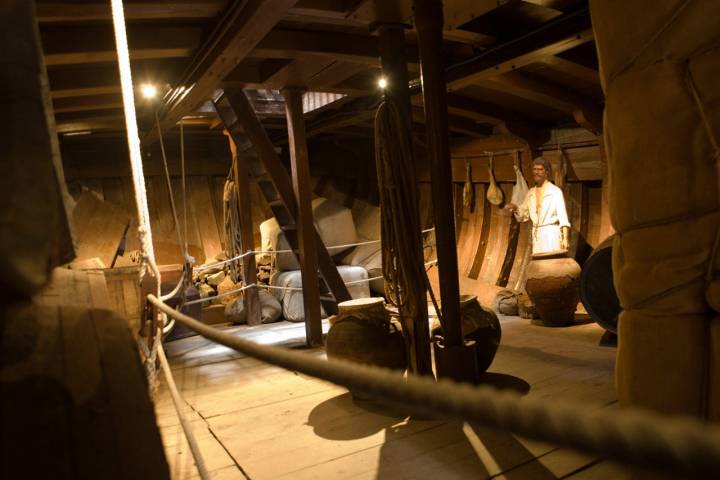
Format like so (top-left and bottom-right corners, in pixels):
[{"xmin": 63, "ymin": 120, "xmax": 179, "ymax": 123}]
[
  {"xmin": 510, "ymin": 153, "xmax": 529, "ymax": 206},
  {"xmin": 462, "ymin": 160, "xmax": 475, "ymax": 212},
  {"xmin": 486, "ymin": 155, "xmax": 504, "ymax": 206}
]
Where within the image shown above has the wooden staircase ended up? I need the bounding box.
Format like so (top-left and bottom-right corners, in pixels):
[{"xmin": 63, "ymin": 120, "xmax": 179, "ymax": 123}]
[{"xmin": 213, "ymin": 89, "xmax": 351, "ymax": 315}]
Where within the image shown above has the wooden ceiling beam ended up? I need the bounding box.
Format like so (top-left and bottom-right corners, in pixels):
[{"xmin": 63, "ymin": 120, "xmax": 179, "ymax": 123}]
[
  {"xmin": 445, "ymin": 8, "xmax": 593, "ymax": 91},
  {"xmin": 252, "ymin": 28, "xmax": 419, "ymax": 67},
  {"xmin": 35, "ymin": 1, "xmax": 225, "ymax": 22},
  {"xmin": 306, "ymin": 61, "xmax": 369, "ymax": 91},
  {"xmin": 48, "ymin": 59, "xmax": 187, "ymax": 99},
  {"xmin": 55, "ymin": 115, "xmax": 125, "ymax": 134},
  {"xmin": 306, "ymin": 109, "xmax": 376, "ymax": 138},
  {"xmin": 223, "ymin": 58, "xmax": 294, "ymax": 87},
  {"xmin": 345, "ymin": 0, "xmax": 497, "ymax": 47},
  {"xmin": 45, "ymin": 48, "xmax": 191, "ymax": 67},
  {"xmin": 521, "ymin": 0, "xmax": 580, "ymax": 12},
  {"xmin": 145, "ymin": 0, "xmax": 300, "ymax": 145},
  {"xmin": 486, "ymin": 70, "xmax": 601, "ymax": 119},
  {"xmin": 53, "ymin": 94, "xmax": 123, "ymax": 114},
  {"xmin": 41, "ymin": 25, "xmax": 203, "ymax": 66},
  {"xmin": 411, "ymin": 106, "xmax": 492, "ymax": 138},
  {"xmin": 257, "ymin": 56, "xmax": 335, "ymax": 90},
  {"xmin": 445, "ymin": 93, "xmax": 536, "ymax": 126},
  {"xmin": 295, "ymin": 11, "xmax": 592, "ymax": 141},
  {"xmin": 287, "ymin": 0, "xmax": 350, "ymax": 19},
  {"xmin": 541, "ymin": 55, "xmax": 600, "ymax": 84}
]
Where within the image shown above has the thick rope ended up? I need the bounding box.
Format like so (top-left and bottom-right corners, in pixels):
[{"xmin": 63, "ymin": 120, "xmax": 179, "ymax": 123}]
[
  {"xmin": 110, "ymin": 2, "xmax": 208, "ymax": 478},
  {"xmin": 148, "ymin": 294, "xmax": 720, "ymax": 479},
  {"xmin": 109, "ymin": 0, "xmax": 162, "ymax": 382},
  {"xmin": 157, "ymin": 343, "xmax": 210, "ymax": 479}
]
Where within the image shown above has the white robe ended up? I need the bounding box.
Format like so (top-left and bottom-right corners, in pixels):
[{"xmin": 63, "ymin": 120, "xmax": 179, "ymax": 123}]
[{"xmin": 514, "ymin": 181, "xmax": 570, "ymax": 255}]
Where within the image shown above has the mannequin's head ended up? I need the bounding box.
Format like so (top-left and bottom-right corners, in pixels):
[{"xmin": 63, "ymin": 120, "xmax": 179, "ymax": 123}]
[{"xmin": 532, "ymin": 157, "xmax": 552, "ymax": 186}]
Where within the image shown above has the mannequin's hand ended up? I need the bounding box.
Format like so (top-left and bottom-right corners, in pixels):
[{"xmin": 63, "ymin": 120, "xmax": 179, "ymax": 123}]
[
  {"xmin": 560, "ymin": 227, "xmax": 570, "ymax": 251},
  {"xmin": 505, "ymin": 203, "xmax": 517, "ymax": 212}
]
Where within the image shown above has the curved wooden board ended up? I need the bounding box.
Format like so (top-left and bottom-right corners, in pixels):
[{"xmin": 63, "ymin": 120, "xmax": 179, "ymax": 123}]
[
  {"xmin": 507, "ymin": 222, "xmax": 532, "ymax": 289},
  {"xmin": 455, "ymin": 185, "xmax": 483, "ymax": 277},
  {"xmin": 477, "ymin": 183, "xmax": 512, "ymax": 283},
  {"xmin": 467, "ymin": 185, "xmax": 491, "ymax": 279}
]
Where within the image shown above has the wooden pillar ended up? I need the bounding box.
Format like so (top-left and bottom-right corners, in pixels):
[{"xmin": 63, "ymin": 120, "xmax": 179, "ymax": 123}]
[
  {"xmin": 226, "ymin": 135, "xmax": 261, "ymax": 325},
  {"xmin": 414, "ymin": 0, "xmax": 478, "ymax": 382},
  {"xmin": 377, "ymin": 23, "xmax": 433, "ymax": 376},
  {"xmin": 412, "ymin": 0, "xmax": 462, "ymax": 344},
  {"xmin": 282, "ymin": 87, "xmax": 323, "ymax": 346}
]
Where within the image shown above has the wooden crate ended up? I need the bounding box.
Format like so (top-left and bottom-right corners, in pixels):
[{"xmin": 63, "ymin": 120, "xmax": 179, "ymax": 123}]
[{"xmin": 101, "ymin": 266, "xmax": 143, "ymax": 337}]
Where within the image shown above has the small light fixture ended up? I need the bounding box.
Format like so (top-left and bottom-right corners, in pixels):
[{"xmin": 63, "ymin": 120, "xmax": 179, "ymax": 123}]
[
  {"xmin": 140, "ymin": 83, "xmax": 158, "ymax": 99},
  {"xmin": 378, "ymin": 76, "xmax": 387, "ymax": 89}
]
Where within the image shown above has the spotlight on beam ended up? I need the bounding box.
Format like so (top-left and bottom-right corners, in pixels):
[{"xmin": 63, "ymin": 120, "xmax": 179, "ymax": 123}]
[
  {"xmin": 140, "ymin": 83, "xmax": 158, "ymax": 100},
  {"xmin": 378, "ymin": 77, "xmax": 387, "ymax": 89}
]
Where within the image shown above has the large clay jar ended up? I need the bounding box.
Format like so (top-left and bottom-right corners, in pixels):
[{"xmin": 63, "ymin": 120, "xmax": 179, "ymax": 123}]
[
  {"xmin": 525, "ymin": 255, "xmax": 581, "ymax": 327},
  {"xmin": 432, "ymin": 295, "xmax": 502, "ymax": 374},
  {"xmin": 326, "ymin": 297, "xmax": 407, "ymax": 372}
]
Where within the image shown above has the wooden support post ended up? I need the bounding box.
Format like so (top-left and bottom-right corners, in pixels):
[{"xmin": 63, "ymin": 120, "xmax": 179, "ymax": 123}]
[
  {"xmin": 377, "ymin": 23, "xmax": 433, "ymax": 376},
  {"xmin": 413, "ymin": 0, "xmax": 476, "ymax": 382},
  {"xmin": 413, "ymin": 0, "xmax": 461, "ymax": 340},
  {"xmin": 226, "ymin": 135, "xmax": 261, "ymax": 326},
  {"xmin": 282, "ymin": 87, "xmax": 323, "ymax": 346}
]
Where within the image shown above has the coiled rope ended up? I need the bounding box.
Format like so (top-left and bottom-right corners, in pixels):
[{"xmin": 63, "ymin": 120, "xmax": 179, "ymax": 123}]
[
  {"xmin": 375, "ymin": 99, "xmax": 435, "ymax": 373},
  {"xmin": 148, "ymin": 294, "xmax": 720, "ymax": 478}
]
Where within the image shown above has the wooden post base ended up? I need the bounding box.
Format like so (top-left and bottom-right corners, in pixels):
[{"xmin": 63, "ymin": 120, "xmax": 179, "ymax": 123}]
[{"xmin": 433, "ymin": 339, "xmax": 480, "ymax": 384}]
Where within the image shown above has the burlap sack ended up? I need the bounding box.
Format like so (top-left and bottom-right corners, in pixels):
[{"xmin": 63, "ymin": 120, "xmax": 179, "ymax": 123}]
[{"xmin": 592, "ymin": 0, "xmax": 720, "ymax": 419}]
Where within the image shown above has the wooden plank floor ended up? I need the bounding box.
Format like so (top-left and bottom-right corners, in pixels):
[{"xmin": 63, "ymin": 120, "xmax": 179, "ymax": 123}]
[{"xmin": 155, "ymin": 316, "xmax": 629, "ymax": 480}]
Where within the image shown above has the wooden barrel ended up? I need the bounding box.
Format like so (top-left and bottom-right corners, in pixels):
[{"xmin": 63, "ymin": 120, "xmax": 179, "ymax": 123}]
[{"xmin": 580, "ymin": 236, "xmax": 621, "ymax": 333}]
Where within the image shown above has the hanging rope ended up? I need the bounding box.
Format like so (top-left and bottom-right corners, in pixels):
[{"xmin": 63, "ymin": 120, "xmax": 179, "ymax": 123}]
[
  {"xmin": 155, "ymin": 110, "xmax": 199, "ymax": 334},
  {"xmin": 181, "ymin": 120, "xmax": 189, "ymax": 257},
  {"xmin": 374, "ymin": 99, "xmax": 433, "ymax": 372},
  {"xmin": 109, "ymin": 0, "xmax": 163, "ymax": 384},
  {"xmin": 156, "ymin": 111, "xmax": 186, "ymax": 252},
  {"xmin": 374, "ymin": 100, "xmax": 427, "ymax": 311},
  {"xmin": 110, "ymin": 2, "xmax": 208, "ymax": 478}
]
